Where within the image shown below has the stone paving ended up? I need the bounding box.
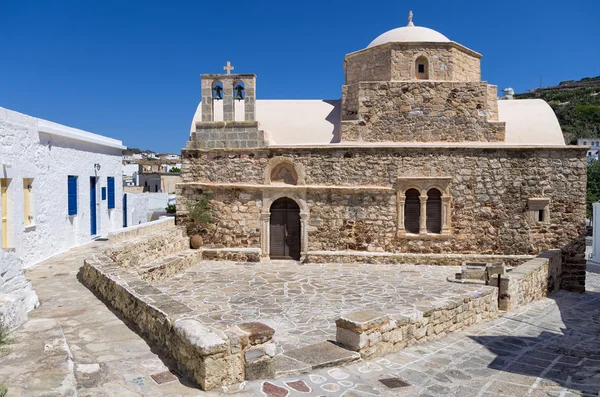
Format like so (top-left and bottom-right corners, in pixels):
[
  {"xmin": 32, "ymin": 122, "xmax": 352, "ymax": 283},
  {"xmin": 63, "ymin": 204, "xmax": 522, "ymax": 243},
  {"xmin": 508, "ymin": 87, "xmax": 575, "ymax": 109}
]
[
  {"xmin": 0, "ymin": 241, "xmax": 599, "ymax": 396},
  {"xmin": 153, "ymin": 261, "xmax": 495, "ymax": 352}
]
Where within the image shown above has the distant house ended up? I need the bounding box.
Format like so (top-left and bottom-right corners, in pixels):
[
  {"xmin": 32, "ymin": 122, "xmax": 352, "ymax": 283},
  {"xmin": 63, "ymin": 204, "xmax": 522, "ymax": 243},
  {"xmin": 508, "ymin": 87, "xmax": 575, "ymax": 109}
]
[
  {"xmin": 576, "ymin": 139, "xmax": 600, "ymax": 162},
  {"xmin": 139, "ymin": 172, "xmax": 181, "ymax": 194},
  {"xmin": 162, "ymin": 154, "xmax": 180, "ymax": 160}
]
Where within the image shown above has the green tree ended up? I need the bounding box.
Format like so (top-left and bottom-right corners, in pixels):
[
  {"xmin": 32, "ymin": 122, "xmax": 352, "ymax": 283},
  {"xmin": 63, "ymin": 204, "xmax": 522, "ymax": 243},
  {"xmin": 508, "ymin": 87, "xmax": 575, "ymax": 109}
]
[
  {"xmin": 169, "ymin": 167, "xmax": 181, "ymax": 173},
  {"xmin": 586, "ymin": 161, "xmax": 600, "ymax": 219}
]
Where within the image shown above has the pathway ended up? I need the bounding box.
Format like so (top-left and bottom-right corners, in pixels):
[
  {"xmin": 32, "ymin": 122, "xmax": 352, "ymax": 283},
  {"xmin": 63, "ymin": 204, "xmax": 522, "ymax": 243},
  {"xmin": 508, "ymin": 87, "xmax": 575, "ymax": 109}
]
[{"xmin": 0, "ymin": 242, "xmax": 598, "ymax": 396}]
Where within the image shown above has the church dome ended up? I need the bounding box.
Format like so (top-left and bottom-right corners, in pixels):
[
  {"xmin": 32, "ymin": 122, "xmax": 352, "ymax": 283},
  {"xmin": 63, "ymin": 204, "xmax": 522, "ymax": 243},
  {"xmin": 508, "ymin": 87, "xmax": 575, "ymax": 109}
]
[{"xmin": 367, "ymin": 12, "xmax": 450, "ymax": 49}]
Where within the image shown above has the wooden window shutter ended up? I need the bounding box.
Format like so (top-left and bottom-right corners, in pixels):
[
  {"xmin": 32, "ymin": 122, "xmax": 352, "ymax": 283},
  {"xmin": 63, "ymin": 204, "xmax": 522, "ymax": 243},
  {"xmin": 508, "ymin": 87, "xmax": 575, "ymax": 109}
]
[
  {"xmin": 404, "ymin": 189, "xmax": 420, "ymax": 234},
  {"xmin": 68, "ymin": 176, "xmax": 78, "ymax": 215},
  {"xmin": 426, "ymin": 189, "xmax": 442, "ymax": 234},
  {"xmin": 107, "ymin": 177, "xmax": 115, "ymax": 209}
]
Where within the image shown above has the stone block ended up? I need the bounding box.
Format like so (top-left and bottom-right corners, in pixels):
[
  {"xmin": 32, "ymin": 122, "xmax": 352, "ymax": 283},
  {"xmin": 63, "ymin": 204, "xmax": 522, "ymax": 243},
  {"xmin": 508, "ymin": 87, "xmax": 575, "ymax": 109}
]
[
  {"xmin": 335, "ymin": 311, "xmax": 389, "ymax": 332},
  {"xmin": 245, "ymin": 355, "xmax": 276, "ymax": 380},
  {"xmin": 238, "ymin": 322, "xmax": 275, "ymax": 345},
  {"xmin": 336, "ymin": 327, "xmax": 367, "ymax": 350},
  {"xmin": 173, "ymin": 319, "xmax": 228, "ymax": 356}
]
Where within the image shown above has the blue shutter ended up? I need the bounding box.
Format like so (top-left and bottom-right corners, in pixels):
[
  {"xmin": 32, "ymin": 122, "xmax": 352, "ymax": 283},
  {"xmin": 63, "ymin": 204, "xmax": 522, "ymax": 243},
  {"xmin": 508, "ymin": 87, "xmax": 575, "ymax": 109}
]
[
  {"xmin": 107, "ymin": 177, "xmax": 115, "ymax": 209},
  {"xmin": 68, "ymin": 176, "xmax": 77, "ymax": 215}
]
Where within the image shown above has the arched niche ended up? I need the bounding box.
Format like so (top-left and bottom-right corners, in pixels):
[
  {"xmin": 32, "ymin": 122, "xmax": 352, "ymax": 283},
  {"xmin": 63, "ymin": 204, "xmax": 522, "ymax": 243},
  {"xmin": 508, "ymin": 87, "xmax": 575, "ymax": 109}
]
[
  {"xmin": 264, "ymin": 157, "xmax": 306, "ymax": 185},
  {"xmin": 415, "ymin": 56, "xmax": 430, "ymax": 80}
]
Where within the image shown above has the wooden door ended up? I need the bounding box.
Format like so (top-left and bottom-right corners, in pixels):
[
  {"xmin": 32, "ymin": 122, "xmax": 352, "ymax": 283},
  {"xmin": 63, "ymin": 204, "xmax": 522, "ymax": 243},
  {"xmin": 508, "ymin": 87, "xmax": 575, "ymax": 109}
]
[
  {"xmin": 269, "ymin": 197, "xmax": 301, "ymax": 260},
  {"xmin": 1, "ymin": 179, "xmax": 7, "ymax": 249}
]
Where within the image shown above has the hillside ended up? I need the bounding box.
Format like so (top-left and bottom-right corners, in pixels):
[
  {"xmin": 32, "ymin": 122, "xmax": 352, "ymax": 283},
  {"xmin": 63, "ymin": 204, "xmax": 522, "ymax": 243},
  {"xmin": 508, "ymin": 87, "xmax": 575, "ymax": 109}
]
[{"xmin": 515, "ymin": 76, "xmax": 600, "ymax": 144}]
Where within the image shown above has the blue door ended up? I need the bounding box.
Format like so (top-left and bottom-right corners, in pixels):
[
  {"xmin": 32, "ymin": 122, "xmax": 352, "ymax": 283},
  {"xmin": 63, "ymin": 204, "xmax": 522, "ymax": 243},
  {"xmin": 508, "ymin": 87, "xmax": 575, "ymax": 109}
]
[
  {"xmin": 123, "ymin": 193, "xmax": 128, "ymax": 227},
  {"xmin": 90, "ymin": 177, "xmax": 97, "ymax": 235}
]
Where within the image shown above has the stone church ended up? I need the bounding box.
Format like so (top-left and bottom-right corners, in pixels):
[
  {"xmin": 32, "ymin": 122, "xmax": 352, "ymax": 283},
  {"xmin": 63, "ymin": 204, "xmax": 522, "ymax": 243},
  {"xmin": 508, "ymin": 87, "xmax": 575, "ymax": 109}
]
[{"xmin": 178, "ymin": 14, "xmax": 587, "ymax": 291}]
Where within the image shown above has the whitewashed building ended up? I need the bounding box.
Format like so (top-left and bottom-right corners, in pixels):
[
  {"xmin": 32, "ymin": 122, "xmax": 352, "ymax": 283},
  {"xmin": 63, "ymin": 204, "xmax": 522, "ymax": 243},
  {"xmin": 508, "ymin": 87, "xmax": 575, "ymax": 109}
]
[{"xmin": 0, "ymin": 105, "xmax": 125, "ymax": 328}]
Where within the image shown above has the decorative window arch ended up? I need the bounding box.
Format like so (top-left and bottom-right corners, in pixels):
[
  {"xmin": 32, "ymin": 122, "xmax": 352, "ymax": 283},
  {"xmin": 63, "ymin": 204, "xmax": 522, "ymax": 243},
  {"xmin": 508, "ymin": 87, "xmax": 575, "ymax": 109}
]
[
  {"xmin": 264, "ymin": 157, "xmax": 306, "ymax": 185},
  {"xmin": 415, "ymin": 56, "xmax": 429, "ymax": 80},
  {"xmin": 396, "ymin": 177, "xmax": 452, "ymax": 237}
]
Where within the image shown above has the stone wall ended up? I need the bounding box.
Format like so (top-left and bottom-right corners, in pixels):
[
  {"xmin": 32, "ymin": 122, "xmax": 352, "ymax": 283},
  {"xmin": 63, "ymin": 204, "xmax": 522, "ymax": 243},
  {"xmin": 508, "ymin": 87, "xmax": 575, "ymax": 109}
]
[
  {"xmin": 103, "ymin": 227, "xmax": 187, "ymax": 268},
  {"xmin": 82, "ymin": 254, "xmax": 276, "ymax": 390},
  {"xmin": 188, "ymin": 121, "xmax": 265, "ymax": 150},
  {"xmin": 345, "ymin": 47, "xmax": 392, "ymax": 85},
  {"xmin": 450, "ymin": 47, "xmax": 482, "ymax": 82},
  {"xmin": 335, "ymin": 287, "xmax": 497, "ymax": 359},
  {"xmin": 344, "ymin": 43, "xmax": 481, "ymax": 84},
  {"xmin": 340, "ymin": 81, "xmax": 505, "ymax": 142},
  {"xmin": 108, "ymin": 217, "xmax": 175, "ymax": 243},
  {"xmin": 178, "ymin": 145, "xmax": 587, "ymax": 290},
  {"xmin": 491, "ymin": 250, "xmax": 562, "ymax": 311}
]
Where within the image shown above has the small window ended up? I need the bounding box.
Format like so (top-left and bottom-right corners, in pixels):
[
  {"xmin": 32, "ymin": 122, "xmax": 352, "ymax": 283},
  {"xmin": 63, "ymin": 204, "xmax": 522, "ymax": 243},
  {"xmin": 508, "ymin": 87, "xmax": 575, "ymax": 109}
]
[
  {"xmin": 23, "ymin": 178, "xmax": 35, "ymax": 227},
  {"xmin": 418, "ymin": 64, "xmax": 425, "ymax": 74},
  {"xmin": 538, "ymin": 210, "xmax": 544, "ymax": 222},
  {"xmin": 107, "ymin": 177, "xmax": 115, "ymax": 209},
  {"xmin": 583, "ymin": 141, "xmax": 588, "ymax": 145},
  {"xmin": 68, "ymin": 176, "xmax": 78, "ymax": 215}
]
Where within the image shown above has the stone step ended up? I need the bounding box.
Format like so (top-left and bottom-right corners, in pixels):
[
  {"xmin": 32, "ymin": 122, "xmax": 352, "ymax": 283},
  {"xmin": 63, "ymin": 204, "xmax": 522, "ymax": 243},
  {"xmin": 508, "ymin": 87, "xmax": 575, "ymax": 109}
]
[
  {"xmin": 283, "ymin": 341, "xmax": 361, "ymax": 370},
  {"xmin": 274, "ymin": 354, "xmax": 312, "ymax": 377}
]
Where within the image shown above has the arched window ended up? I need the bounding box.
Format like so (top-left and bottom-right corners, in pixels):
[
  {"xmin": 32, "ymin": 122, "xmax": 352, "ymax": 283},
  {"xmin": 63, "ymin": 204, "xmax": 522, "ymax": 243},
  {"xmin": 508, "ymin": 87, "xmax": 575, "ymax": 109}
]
[
  {"xmin": 404, "ymin": 189, "xmax": 421, "ymax": 234},
  {"xmin": 426, "ymin": 189, "xmax": 442, "ymax": 233},
  {"xmin": 270, "ymin": 163, "xmax": 298, "ymax": 185},
  {"xmin": 415, "ymin": 56, "xmax": 429, "ymax": 80}
]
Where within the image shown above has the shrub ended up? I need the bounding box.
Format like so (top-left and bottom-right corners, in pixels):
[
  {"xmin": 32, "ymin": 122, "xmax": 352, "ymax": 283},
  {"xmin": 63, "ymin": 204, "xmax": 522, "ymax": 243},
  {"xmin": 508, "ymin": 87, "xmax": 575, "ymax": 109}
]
[
  {"xmin": 165, "ymin": 204, "xmax": 176, "ymax": 214},
  {"xmin": 0, "ymin": 384, "xmax": 7, "ymax": 397},
  {"xmin": 169, "ymin": 167, "xmax": 181, "ymax": 173},
  {"xmin": 0, "ymin": 316, "xmax": 9, "ymax": 347},
  {"xmin": 187, "ymin": 196, "xmax": 213, "ymax": 235}
]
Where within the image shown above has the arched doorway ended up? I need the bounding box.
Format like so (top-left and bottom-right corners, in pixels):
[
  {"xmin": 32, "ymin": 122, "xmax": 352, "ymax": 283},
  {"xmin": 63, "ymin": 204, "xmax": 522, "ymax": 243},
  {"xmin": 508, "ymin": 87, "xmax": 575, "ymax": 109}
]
[{"xmin": 270, "ymin": 197, "xmax": 301, "ymax": 260}]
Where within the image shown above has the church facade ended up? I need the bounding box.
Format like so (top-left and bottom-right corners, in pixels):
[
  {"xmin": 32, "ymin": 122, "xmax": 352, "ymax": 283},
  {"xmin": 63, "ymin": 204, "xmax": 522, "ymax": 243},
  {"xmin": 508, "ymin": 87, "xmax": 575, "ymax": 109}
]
[{"xmin": 178, "ymin": 15, "xmax": 587, "ymax": 291}]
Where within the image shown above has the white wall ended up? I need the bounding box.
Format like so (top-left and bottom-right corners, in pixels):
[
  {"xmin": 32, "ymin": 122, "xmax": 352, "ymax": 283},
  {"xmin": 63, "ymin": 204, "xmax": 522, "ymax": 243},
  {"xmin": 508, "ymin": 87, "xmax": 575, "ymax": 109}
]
[
  {"xmin": 124, "ymin": 192, "xmax": 169, "ymax": 226},
  {"xmin": 123, "ymin": 163, "xmax": 139, "ymax": 185},
  {"xmin": 0, "ymin": 106, "xmax": 124, "ymax": 268},
  {"xmin": 591, "ymin": 203, "xmax": 600, "ymax": 264}
]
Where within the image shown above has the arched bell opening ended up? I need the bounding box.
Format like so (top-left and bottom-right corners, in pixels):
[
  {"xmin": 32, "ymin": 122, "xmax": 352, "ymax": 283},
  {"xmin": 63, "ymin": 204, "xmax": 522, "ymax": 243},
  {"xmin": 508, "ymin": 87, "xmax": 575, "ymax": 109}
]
[
  {"xmin": 269, "ymin": 197, "xmax": 301, "ymax": 260},
  {"xmin": 212, "ymin": 81, "xmax": 224, "ymax": 121},
  {"xmin": 233, "ymin": 81, "xmax": 245, "ymax": 121}
]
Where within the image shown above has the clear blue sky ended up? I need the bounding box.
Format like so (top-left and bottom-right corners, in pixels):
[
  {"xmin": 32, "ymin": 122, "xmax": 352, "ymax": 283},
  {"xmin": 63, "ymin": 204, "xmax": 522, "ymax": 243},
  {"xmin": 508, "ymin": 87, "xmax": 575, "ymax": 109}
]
[{"xmin": 1, "ymin": 0, "xmax": 599, "ymax": 153}]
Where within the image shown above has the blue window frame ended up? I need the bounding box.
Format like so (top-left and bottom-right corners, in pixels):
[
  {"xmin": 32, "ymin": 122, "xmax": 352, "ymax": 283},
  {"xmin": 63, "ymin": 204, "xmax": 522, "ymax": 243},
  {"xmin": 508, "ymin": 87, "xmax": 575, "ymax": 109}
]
[
  {"xmin": 107, "ymin": 177, "xmax": 115, "ymax": 209},
  {"xmin": 68, "ymin": 176, "xmax": 78, "ymax": 215},
  {"xmin": 102, "ymin": 187, "xmax": 106, "ymax": 200}
]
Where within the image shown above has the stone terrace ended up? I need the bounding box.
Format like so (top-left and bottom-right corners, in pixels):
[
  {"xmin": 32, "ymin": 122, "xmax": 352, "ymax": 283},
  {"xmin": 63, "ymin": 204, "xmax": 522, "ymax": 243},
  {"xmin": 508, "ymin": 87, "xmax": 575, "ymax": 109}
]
[{"xmin": 152, "ymin": 261, "xmax": 496, "ymax": 352}]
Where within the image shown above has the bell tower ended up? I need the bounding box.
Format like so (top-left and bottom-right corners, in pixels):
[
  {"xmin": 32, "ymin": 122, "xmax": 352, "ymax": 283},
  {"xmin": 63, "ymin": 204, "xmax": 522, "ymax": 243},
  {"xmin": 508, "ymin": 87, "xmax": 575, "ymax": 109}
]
[{"xmin": 190, "ymin": 61, "xmax": 264, "ymax": 149}]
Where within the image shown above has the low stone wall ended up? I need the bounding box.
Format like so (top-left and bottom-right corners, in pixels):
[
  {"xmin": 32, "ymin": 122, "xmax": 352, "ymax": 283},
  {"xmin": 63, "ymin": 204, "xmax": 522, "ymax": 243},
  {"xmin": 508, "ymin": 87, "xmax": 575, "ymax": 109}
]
[
  {"xmin": 491, "ymin": 250, "xmax": 561, "ymax": 311},
  {"xmin": 103, "ymin": 228, "xmax": 188, "ymax": 268},
  {"xmin": 306, "ymin": 251, "xmax": 532, "ymax": 267},
  {"xmin": 108, "ymin": 217, "xmax": 176, "ymax": 243},
  {"xmin": 81, "ymin": 254, "xmax": 276, "ymax": 390},
  {"xmin": 336, "ymin": 288, "xmax": 498, "ymax": 359}
]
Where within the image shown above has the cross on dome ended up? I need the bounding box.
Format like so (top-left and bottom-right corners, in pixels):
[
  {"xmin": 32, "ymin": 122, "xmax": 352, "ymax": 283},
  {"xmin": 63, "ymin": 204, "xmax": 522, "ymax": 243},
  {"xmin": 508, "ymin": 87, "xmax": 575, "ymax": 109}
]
[
  {"xmin": 407, "ymin": 10, "xmax": 414, "ymax": 27},
  {"xmin": 223, "ymin": 61, "xmax": 234, "ymax": 75}
]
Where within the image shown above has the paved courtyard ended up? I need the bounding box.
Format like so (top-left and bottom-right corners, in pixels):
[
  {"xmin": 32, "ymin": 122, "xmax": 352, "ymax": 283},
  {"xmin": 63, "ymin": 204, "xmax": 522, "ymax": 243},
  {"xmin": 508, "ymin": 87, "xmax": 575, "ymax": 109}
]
[
  {"xmin": 0, "ymin": 241, "xmax": 599, "ymax": 396},
  {"xmin": 153, "ymin": 261, "xmax": 494, "ymax": 351}
]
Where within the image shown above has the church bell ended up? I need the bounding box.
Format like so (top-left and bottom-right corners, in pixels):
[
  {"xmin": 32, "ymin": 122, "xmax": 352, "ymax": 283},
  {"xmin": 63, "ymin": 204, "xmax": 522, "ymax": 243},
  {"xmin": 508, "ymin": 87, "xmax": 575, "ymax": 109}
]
[{"xmin": 235, "ymin": 85, "xmax": 244, "ymax": 101}]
